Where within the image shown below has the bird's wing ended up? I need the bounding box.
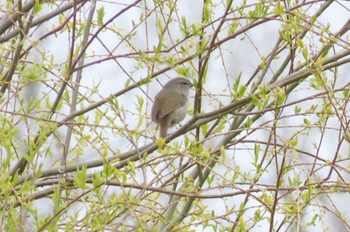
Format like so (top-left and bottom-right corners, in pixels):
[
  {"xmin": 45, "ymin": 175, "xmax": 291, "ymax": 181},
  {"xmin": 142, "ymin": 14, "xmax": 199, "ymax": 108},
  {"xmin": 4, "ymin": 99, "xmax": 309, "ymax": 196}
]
[
  {"xmin": 156, "ymin": 91, "xmax": 186, "ymax": 119},
  {"xmin": 151, "ymin": 97, "xmax": 159, "ymax": 122}
]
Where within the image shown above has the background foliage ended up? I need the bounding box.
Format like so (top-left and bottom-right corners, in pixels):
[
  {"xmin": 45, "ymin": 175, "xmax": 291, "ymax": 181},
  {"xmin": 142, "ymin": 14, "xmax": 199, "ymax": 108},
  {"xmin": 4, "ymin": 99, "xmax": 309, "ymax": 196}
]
[{"xmin": 1, "ymin": 0, "xmax": 350, "ymax": 231}]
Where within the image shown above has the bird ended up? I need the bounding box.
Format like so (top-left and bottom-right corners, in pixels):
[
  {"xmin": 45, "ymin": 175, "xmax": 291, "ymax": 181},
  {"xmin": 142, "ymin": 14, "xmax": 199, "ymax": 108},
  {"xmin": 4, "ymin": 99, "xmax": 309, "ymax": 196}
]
[{"xmin": 151, "ymin": 77, "xmax": 193, "ymax": 138}]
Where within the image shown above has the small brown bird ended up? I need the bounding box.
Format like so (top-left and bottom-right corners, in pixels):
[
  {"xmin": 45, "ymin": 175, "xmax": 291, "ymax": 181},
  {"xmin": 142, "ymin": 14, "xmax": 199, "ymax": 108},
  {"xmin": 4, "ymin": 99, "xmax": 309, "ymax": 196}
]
[{"xmin": 151, "ymin": 78, "xmax": 193, "ymax": 138}]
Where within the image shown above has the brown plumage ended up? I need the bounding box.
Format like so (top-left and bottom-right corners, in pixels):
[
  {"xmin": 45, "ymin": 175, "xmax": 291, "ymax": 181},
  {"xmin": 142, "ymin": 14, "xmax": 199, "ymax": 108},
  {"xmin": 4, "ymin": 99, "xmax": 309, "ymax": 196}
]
[{"xmin": 151, "ymin": 78, "xmax": 193, "ymax": 138}]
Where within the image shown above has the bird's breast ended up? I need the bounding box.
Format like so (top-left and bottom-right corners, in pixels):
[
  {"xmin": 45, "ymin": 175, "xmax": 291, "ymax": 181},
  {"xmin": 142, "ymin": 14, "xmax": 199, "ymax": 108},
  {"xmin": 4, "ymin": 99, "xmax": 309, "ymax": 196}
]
[{"xmin": 168, "ymin": 105, "xmax": 187, "ymax": 127}]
